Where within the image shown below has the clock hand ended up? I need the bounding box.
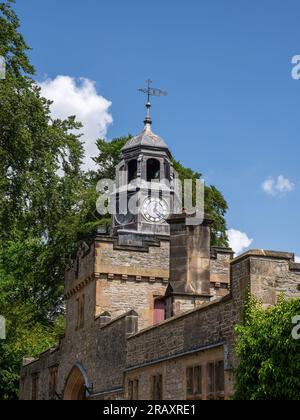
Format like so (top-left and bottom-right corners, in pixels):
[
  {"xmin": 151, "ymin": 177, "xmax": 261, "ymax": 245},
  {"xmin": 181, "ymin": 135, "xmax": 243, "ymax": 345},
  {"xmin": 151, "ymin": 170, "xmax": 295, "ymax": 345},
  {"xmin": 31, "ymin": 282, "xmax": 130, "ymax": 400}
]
[{"xmin": 154, "ymin": 203, "xmax": 164, "ymax": 218}]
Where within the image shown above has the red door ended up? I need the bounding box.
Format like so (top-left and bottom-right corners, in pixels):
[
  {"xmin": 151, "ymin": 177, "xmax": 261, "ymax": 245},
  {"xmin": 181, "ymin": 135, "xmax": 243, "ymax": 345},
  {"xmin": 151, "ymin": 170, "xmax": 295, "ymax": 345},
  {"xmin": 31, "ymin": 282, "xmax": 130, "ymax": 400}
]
[{"xmin": 153, "ymin": 298, "xmax": 165, "ymax": 325}]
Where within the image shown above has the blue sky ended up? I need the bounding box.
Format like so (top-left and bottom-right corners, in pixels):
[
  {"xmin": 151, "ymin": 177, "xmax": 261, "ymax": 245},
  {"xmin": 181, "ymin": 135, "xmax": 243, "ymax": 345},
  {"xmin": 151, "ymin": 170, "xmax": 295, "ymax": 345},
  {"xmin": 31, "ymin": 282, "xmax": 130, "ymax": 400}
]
[{"xmin": 15, "ymin": 0, "xmax": 300, "ymax": 256}]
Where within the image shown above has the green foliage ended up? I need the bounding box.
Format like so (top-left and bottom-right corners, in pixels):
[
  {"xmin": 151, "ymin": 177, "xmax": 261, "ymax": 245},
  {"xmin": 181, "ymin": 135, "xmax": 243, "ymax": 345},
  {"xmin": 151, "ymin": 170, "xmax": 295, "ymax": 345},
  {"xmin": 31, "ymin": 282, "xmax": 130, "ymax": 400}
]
[
  {"xmin": 0, "ymin": 308, "xmax": 65, "ymax": 400},
  {"xmin": 0, "ymin": 0, "xmax": 88, "ymax": 399},
  {"xmin": 234, "ymin": 296, "xmax": 300, "ymax": 400},
  {"xmin": 93, "ymin": 135, "xmax": 131, "ymax": 180},
  {"xmin": 0, "ymin": 0, "xmax": 34, "ymax": 76},
  {"xmin": 172, "ymin": 160, "xmax": 228, "ymax": 247}
]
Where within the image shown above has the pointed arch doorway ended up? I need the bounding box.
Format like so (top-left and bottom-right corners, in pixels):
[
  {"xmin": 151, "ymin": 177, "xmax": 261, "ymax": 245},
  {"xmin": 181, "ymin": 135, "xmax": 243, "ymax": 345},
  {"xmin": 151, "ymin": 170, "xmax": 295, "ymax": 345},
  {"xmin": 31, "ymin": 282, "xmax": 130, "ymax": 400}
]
[{"xmin": 63, "ymin": 364, "xmax": 91, "ymax": 400}]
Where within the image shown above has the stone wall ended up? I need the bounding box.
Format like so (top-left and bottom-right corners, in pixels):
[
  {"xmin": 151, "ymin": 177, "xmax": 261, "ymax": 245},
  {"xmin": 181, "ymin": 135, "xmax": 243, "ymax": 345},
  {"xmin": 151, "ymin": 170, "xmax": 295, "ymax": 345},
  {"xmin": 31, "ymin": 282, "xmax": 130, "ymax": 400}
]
[
  {"xmin": 210, "ymin": 247, "xmax": 234, "ymax": 299},
  {"xmin": 95, "ymin": 237, "xmax": 170, "ymax": 279},
  {"xmin": 125, "ymin": 345, "xmax": 227, "ymax": 400},
  {"xmin": 94, "ymin": 237, "xmax": 170, "ymax": 329},
  {"xmin": 65, "ymin": 242, "xmax": 95, "ymax": 296},
  {"xmin": 96, "ymin": 277, "xmax": 167, "ymax": 330},
  {"xmin": 126, "ymin": 296, "xmax": 237, "ymax": 372},
  {"xmin": 19, "ymin": 243, "xmax": 300, "ymax": 400},
  {"xmin": 20, "ymin": 310, "xmax": 138, "ymax": 400},
  {"xmin": 234, "ymin": 250, "xmax": 300, "ymax": 305},
  {"xmin": 124, "ymin": 250, "xmax": 300, "ymax": 399},
  {"xmin": 168, "ymin": 215, "xmax": 211, "ymax": 296},
  {"xmin": 65, "ymin": 279, "xmax": 96, "ymax": 336}
]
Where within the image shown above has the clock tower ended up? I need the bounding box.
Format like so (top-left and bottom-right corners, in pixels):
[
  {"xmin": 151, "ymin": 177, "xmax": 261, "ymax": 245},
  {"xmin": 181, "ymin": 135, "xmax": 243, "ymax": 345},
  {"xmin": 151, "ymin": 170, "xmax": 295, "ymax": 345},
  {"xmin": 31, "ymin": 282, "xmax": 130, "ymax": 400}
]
[{"xmin": 112, "ymin": 81, "xmax": 180, "ymax": 245}]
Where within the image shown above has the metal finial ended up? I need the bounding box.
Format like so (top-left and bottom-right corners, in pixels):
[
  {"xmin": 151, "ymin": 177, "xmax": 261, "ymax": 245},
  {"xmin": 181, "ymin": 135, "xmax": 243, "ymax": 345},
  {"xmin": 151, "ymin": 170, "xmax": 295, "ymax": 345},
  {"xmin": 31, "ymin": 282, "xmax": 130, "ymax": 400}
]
[{"xmin": 138, "ymin": 80, "xmax": 167, "ymax": 128}]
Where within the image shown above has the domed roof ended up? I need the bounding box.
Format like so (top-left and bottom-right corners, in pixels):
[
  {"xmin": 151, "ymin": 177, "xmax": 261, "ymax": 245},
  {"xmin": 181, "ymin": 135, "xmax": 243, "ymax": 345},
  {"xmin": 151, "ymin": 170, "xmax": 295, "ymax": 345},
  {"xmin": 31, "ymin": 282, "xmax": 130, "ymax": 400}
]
[{"xmin": 121, "ymin": 124, "xmax": 169, "ymax": 152}]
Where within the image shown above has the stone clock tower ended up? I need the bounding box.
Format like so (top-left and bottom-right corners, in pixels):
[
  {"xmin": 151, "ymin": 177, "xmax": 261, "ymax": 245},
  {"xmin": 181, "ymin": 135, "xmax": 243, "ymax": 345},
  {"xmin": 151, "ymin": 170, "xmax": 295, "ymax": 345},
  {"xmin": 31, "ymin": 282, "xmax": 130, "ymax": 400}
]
[{"xmin": 112, "ymin": 82, "xmax": 179, "ymax": 245}]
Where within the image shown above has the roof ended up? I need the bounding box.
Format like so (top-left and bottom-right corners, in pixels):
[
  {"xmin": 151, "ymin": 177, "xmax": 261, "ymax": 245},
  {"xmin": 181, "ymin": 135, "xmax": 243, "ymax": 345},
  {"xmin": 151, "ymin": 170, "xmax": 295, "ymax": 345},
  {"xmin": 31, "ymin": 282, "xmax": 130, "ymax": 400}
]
[{"xmin": 121, "ymin": 124, "xmax": 169, "ymax": 152}]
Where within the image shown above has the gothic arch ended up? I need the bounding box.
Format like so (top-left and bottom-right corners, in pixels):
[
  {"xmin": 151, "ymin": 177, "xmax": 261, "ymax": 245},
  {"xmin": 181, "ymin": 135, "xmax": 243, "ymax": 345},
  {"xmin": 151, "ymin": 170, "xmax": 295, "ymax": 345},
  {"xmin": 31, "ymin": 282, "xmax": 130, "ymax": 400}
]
[{"xmin": 63, "ymin": 363, "xmax": 91, "ymax": 400}]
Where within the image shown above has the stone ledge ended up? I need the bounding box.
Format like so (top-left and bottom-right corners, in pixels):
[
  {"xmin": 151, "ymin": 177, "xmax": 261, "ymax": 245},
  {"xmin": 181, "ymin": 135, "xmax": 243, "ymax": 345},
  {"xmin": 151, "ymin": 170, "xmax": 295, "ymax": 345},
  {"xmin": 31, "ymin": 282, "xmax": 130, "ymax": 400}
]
[
  {"xmin": 95, "ymin": 309, "xmax": 138, "ymax": 330},
  {"xmin": 64, "ymin": 275, "xmax": 94, "ymax": 298},
  {"xmin": 167, "ymin": 213, "xmax": 212, "ymax": 226},
  {"xmin": 211, "ymin": 247, "xmax": 234, "ymax": 259},
  {"xmin": 290, "ymin": 262, "xmax": 300, "ymax": 271},
  {"xmin": 21, "ymin": 345, "xmax": 59, "ymax": 368},
  {"xmin": 95, "ymin": 272, "xmax": 169, "ymax": 285},
  {"xmin": 231, "ymin": 249, "xmax": 295, "ymax": 265},
  {"xmin": 88, "ymin": 387, "xmax": 124, "ymax": 399},
  {"xmin": 127, "ymin": 295, "xmax": 231, "ymax": 340},
  {"xmin": 211, "ymin": 282, "xmax": 230, "ymax": 289},
  {"xmin": 95, "ymin": 234, "xmax": 169, "ymax": 253}
]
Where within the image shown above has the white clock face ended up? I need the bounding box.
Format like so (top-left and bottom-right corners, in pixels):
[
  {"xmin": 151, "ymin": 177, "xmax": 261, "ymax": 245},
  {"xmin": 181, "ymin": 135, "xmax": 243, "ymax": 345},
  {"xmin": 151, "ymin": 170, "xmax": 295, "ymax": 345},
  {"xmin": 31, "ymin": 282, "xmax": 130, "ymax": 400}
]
[{"xmin": 142, "ymin": 197, "xmax": 169, "ymax": 223}]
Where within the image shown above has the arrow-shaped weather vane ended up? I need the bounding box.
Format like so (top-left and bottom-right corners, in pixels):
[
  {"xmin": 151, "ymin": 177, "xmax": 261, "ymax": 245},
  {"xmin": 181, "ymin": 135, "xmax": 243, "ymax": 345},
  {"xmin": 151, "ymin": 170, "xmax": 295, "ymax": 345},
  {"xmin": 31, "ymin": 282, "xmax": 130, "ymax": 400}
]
[{"xmin": 138, "ymin": 79, "xmax": 167, "ymax": 126}]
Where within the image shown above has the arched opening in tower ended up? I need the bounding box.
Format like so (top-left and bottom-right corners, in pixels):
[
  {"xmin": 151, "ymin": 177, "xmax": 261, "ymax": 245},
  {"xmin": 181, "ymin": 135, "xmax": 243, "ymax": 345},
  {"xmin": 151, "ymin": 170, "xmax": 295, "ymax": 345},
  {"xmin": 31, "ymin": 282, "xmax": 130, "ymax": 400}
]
[
  {"xmin": 128, "ymin": 159, "xmax": 138, "ymax": 183},
  {"xmin": 147, "ymin": 158, "xmax": 160, "ymax": 182}
]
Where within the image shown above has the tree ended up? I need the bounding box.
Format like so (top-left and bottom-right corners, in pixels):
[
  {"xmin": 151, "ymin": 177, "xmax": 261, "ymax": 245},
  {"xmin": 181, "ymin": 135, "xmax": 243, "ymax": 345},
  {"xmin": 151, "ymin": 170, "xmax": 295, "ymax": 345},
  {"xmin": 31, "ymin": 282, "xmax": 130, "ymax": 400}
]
[
  {"xmin": 234, "ymin": 296, "xmax": 300, "ymax": 400},
  {"xmin": 0, "ymin": 0, "xmax": 34, "ymax": 77},
  {"xmin": 172, "ymin": 160, "xmax": 228, "ymax": 247},
  {"xmin": 94, "ymin": 138, "xmax": 229, "ymax": 247},
  {"xmin": 0, "ymin": 0, "xmax": 86, "ymax": 316},
  {"xmin": 93, "ymin": 135, "xmax": 132, "ymax": 180},
  {"xmin": 0, "ymin": 0, "xmax": 87, "ymax": 399}
]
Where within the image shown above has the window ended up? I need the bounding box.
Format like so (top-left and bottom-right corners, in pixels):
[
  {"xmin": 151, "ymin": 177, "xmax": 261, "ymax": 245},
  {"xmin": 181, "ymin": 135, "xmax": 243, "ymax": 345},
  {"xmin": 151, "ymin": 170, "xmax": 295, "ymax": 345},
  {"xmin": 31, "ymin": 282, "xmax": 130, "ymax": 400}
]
[
  {"xmin": 128, "ymin": 159, "xmax": 138, "ymax": 183},
  {"xmin": 128, "ymin": 379, "xmax": 139, "ymax": 400},
  {"xmin": 207, "ymin": 363, "xmax": 215, "ymax": 395},
  {"xmin": 215, "ymin": 361, "xmax": 225, "ymax": 395},
  {"xmin": 194, "ymin": 366, "xmax": 202, "ymax": 395},
  {"xmin": 147, "ymin": 159, "xmax": 160, "ymax": 182},
  {"xmin": 76, "ymin": 294, "xmax": 85, "ymax": 330},
  {"xmin": 186, "ymin": 366, "xmax": 202, "ymax": 400},
  {"xmin": 31, "ymin": 373, "xmax": 39, "ymax": 400},
  {"xmin": 128, "ymin": 380, "xmax": 133, "ymax": 400},
  {"xmin": 207, "ymin": 361, "xmax": 225, "ymax": 400},
  {"xmin": 49, "ymin": 366, "xmax": 58, "ymax": 400},
  {"xmin": 153, "ymin": 298, "xmax": 165, "ymax": 325},
  {"xmin": 151, "ymin": 374, "xmax": 163, "ymax": 400}
]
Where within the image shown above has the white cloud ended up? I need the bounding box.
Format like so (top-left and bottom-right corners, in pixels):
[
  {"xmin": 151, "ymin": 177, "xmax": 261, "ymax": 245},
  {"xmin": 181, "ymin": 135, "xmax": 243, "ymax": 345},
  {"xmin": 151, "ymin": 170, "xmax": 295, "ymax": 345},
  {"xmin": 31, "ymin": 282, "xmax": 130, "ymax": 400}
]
[
  {"xmin": 39, "ymin": 75, "xmax": 113, "ymax": 169},
  {"xmin": 227, "ymin": 229, "xmax": 253, "ymax": 256},
  {"xmin": 295, "ymin": 256, "xmax": 300, "ymax": 263},
  {"xmin": 262, "ymin": 175, "xmax": 295, "ymax": 196}
]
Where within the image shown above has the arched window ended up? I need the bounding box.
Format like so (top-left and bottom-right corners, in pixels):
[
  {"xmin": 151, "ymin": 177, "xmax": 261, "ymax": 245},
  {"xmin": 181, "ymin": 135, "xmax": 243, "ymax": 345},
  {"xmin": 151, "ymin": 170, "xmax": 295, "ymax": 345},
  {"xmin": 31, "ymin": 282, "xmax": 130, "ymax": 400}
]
[
  {"xmin": 147, "ymin": 158, "xmax": 160, "ymax": 182},
  {"xmin": 128, "ymin": 159, "xmax": 137, "ymax": 183}
]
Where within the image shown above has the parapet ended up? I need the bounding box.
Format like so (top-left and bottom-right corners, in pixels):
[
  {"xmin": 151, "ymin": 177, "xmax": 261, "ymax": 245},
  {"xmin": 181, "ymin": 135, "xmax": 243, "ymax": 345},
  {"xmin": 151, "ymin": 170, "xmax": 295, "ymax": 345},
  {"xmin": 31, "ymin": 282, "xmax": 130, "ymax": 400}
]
[{"xmin": 231, "ymin": 249, "xmax": 300, "ymax": 305}]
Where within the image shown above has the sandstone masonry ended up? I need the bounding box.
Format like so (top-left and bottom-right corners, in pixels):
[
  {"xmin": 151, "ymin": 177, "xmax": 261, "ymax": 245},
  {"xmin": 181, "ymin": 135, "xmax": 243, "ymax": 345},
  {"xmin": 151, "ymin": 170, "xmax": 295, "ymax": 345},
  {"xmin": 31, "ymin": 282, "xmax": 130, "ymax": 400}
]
[{"xmin": 19, "ymin": 227, "xmax": 300, "ymax": 400}]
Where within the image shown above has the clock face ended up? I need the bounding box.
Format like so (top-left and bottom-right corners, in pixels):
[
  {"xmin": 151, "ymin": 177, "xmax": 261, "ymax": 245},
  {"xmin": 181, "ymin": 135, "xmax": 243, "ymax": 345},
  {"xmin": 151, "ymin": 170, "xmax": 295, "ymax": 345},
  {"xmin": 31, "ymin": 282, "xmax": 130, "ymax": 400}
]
[{"xmin": 142, "ymin": 197, "xmax": 169, "ymax": 223}]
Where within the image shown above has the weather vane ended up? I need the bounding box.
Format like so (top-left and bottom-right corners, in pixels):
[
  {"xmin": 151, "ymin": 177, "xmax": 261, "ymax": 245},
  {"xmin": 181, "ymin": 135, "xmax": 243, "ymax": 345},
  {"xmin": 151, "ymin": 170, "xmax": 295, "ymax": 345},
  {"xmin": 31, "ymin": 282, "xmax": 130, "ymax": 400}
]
[{"xmin": 138, "ymin": 79, "xmax": 167, "ymax": 127}]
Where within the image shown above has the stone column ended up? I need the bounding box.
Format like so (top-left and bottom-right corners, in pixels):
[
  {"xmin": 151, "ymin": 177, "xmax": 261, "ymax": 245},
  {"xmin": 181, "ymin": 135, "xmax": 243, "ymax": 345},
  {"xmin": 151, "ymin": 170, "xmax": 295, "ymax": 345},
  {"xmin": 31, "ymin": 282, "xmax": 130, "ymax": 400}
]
[{"xmin": 165, "ymin": 214, "xmax": 212, "ymax": 317}]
